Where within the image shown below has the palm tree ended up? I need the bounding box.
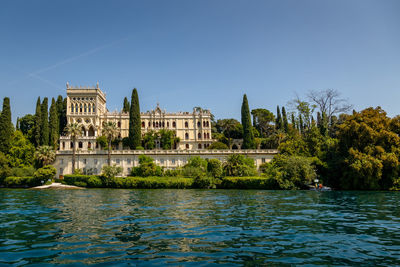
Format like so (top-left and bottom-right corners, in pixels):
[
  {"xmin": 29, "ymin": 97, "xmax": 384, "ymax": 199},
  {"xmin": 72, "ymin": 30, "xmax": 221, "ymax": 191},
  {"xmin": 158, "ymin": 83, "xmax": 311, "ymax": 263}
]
[
  {"xmin": 65, "ymin": 123, "xmax": 83, "ymax": 172},
  {"xmin": 34, "ymin": 146, "xmax": 56, "ymax": 166},
  {"xmin": 102, "ymin": 121, "xmax": 119, "ymax": 166}
]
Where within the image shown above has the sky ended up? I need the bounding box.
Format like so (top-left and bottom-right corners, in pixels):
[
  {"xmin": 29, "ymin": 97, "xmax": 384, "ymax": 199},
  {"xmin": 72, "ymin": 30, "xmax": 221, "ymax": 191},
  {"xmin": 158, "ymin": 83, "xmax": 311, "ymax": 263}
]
[{"xmin": 1, "ymin": 0, "xmax": 400, "ymax": 122}]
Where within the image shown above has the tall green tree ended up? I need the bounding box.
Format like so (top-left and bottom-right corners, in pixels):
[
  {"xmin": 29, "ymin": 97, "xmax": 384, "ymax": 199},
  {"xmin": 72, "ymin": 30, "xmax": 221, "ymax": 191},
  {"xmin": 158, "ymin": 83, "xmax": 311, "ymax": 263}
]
[
  {"xmin": 276, "ymin": 105, "xmax": 282, "ymax": 130},
  {"xmin": 33, "ymin": 97, "xmax": 41, "ymax": 147},
  {"xmin": 251, "ymin": 109, "xmax": 275, "ymax": 137},
  {"xmin": 0, "ymin": 97, "xmax": 13, "ymax": 154},
  {"xmin": 282, "ymin": 106, "xmax": 289, "ymax": 133},
  {"xmin": 49, "ymin": 98, "xmax": 59, "ymax": 148},
  {"xmin": 123, "ymin": 97, "xmax": 130, "ymax": 113},
  {"xmin": 102, "ymin": 121, "xmax": 119, "ymax": 166},
  {"xmin": 129, "ymin": 88, "xmax": 141, "ymax": 149},
  {"xmin": 65, "ymin": 123, "xmax": 82, "ymax": 172},
  {"xmin": 56, "ymin": 95, "xmax": 67, "ymax": 135},
  {"xmin": 241, "ymin": 94, "xmax": 255, "ymax": 149},
  {"xmin": 7, "ymin": 130, "xmax": 35, "ymax": 167},
  {"xmin": 40, "ymin": 97, "xmax": 49, "ymax": 145}
]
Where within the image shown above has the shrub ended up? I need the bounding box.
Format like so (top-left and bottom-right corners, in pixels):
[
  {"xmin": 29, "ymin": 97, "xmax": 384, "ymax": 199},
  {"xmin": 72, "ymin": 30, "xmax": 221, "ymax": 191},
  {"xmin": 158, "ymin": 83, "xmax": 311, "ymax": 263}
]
[
  {"xmin": 207, "ymin": 158, "xmax": 223, "ymax": 178},
  {"xmin": 63, "ymin": 174, "xmax": 104, "ymax": 187},
  {"xmin": 182, "ymin": 156, "xmax": 208, "ymax": 178},
  {"xmin": 33, "ymin": 165, "xmax": 56, "ymax": 183},
  {"xmin": 131, "ymin": 155, "xmax": 163, "ymax": 177},
  {"xmin": 223, "ymin": 154, "xmax": 257, "ymax": 177},
  {"xmin": 73, "ymin": 168, "xmax": 83, "ymax": 175},
  {"xmin": 136, "ymin": 146, "xmax": 144, "ymax": 150},
  {"xmin": 101, "ymin": 165, "xmax": 123, "ymax": 179},
  {"xmin": 9, "ymin": 166, "xmax": 36, "ymax": 177},
  {"xmin": 113, "ymin": 176, "xmax": 193, "ymax": 189},
  {"xmin": 96, "ymin": 136, "xmax": 108, "ymax": 149},
  {"xmin": 3, "ymin": 176, "xmax": 42, "ymax": 187},
  {"xmin": 193, "ymin": 176, "xmax": 219, "ymax": 189},
  {"xmin": 164, "ymin": 169, "xmax": 181, "ymax": 177}
]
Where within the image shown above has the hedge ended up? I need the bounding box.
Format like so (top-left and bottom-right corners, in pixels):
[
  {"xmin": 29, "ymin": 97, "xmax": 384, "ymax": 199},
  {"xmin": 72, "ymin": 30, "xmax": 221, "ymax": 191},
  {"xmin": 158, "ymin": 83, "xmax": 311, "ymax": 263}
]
[
  {"xmin": 219, "ymin": 176, "xmax": 280, "ymax": 189},
  {"xmin": 3, "ymin": 176, "xmax": 42, "ymax": 187}
]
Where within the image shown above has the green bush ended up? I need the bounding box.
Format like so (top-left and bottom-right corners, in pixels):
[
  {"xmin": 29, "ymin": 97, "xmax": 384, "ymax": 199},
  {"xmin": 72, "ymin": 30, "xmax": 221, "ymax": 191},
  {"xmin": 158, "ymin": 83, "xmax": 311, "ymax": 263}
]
[
  {"xmin": 9, "ymin": 166, "xmax": 36, "ymax": 177},
  {"xmin": 114, "ymin": 176, "xmax": 193, "ymax": 189},
  {"xmin": 33, "ymin": 165, "xmax": 56, "ymax": 183},
  {"xmin": 193, "ymin": 176, "xmax": 219, "ymax": 189},
  {"xmin": 164, "ymin": 169, "xmax": 181, "ymax": 177},
  {"xmin": 219, "ymin": 177, "xmax": 280, "ymax": 189},
  {"xmin": 207, "ymin": 158, "xmax": 223, "ymax": 178},
  {"xmin": 3, "ymin": 176, "xmax": 42, "ymax": 187},
  {"xmin": 64, "ymin": 174, "xmax": 103, "ymax": 187},
  {"xmin": 223, "ymin": 154, "xmax": 258, "ymax": 177},
  {"xmin": 101, "ymin": 165, "xmax": 123, "ymax": 179},
  {"xmin": 131, "ymin": 155, "xmax": 163, "ymax": 177}
]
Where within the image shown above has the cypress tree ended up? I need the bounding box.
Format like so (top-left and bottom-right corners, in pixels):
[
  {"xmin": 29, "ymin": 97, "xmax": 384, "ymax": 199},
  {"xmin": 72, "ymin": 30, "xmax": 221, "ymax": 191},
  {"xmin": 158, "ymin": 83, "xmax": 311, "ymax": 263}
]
[
  {"xmin": 241, "ymin": 94, "xmax": 255, "ymax": 149},
  {"xmin": 40, "ymin": 97, "xmax": 49, "ymax": 145},
  {"xmin": 49, "ymin": 98, "xmax": 59, "ymax": 148},
  {"xmin": 299, "ymin": 114, "xmax": 304, "ymax": 134},
  {"xmin": 291, "ymin": 113, "xmax": 296, "ymax": 131},
  {"xmin": 34, "ymin": 97, "xmax": 42, "ymax": 147},
  {"xmin": 276, "ymin": 105, "xmax": 282, "ymax": 130},
  {"xmin": 0, "ymin": 97, "xmax": 13, "ymax": 154},
  {"xmin": 282, "ymin": 106, "xmax": 289, "ymax": 133},
  {"xmin": 56, "ymin": 95, "xmax": 67, "ymax": 135},
  {"xmin": 123, "ymin": 97, "xmax": 130, "ymax": 113},
  {"xmin": 129, "ymin": 88, "xmax": 141, "ymax": 149}
]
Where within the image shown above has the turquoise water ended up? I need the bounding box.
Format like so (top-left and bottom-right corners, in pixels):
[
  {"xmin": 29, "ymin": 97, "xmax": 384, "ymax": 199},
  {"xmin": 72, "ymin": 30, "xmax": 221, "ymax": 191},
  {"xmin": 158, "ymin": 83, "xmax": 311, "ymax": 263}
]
[{"xmin": 0, "ymin": 189, "xmax": 399, "ymax": 266}]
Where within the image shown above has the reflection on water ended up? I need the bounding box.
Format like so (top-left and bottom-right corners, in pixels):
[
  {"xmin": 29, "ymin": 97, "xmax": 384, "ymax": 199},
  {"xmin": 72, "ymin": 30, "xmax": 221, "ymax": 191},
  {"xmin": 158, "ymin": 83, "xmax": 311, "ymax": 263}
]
[{"xmin": 0, "ymin": 189, "xmax": 400, "ymax": 265}]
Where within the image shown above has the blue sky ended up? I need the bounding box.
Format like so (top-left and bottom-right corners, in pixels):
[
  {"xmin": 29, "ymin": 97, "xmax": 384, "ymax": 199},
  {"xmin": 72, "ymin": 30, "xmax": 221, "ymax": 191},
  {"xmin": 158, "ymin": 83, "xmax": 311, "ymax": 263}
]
[{"xmin": 1, "ymin": 0, "xmax": 400, "ymax": 122}]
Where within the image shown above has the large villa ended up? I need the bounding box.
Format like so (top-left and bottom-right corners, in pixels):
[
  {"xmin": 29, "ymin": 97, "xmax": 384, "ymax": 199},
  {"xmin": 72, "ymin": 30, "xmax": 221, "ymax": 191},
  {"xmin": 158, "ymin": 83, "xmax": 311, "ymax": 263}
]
[{"xmin": 55, "ymin": 83, "xmax": 278, "ymax": 177}]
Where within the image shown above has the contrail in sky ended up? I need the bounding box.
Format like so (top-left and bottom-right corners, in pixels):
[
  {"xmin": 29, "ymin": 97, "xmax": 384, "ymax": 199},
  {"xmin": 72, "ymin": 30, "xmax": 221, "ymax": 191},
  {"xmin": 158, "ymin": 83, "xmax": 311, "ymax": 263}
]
[{"xmin": 8, "ymin": 35, "xmax": 131, "ymax": 86}]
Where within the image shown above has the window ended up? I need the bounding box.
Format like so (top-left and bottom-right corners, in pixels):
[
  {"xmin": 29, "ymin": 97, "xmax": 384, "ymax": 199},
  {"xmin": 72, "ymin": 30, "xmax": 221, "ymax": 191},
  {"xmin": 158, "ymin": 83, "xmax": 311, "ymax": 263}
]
[
  {"xmin": 197, "ymin": 121, "xmax": 201, "ymax": 127},
  {"xmin": 148, "ymin": 122, "xmax": 151, "ymax": 127},
  {"xmin": 198, "ymin": 133, "xmax": 201, "ymax": 139},
  {"xmin": 198, "ymin": 144, "xmax": 202, "ymax": 149},
  {"xmin": 84, "ymin": 104, "xmax": 87, "ymax": 113},
  {"xmin": 127, "ymin": 168, "xmax": 131, "ymax": 173},
  {"xmin": 60, "ymin": 159, "xmax": 64, "ymax": 164},
  {"xmin": 78, "ymin": 142, "xmax": 83, "ymax": 148},
  {"xmin": 127, "ymin": 158, "xmax": 131, "ymax": 164},
  {"xmin": 262, "ymin": 158, "xmax": 266, "ymax": 163},
  {"xmin": 83, "ymin": 159, "xmax": 87, "ymax": 164},
  {"xmin": 88, "ymin": 142, "xmax": 92, "ymax": 149},
  {"xmin": 70, "ymin": 142, "xmax": 74, "ymax": 148},
  {"xmin": 142, "ymin": 121, "xmax": 145, "ymax": 128},
  {"xmin": 173, "ymin": 121, "xmax": 176, "ymax": 127},
  {"xmin": 162, "ymin": 121, "xmax": 165, "ymax": 127},
  {"xmin": 160, "ymin": 159, "xmax": 164, "ymax": 164},
  {"xmin": 96, "ymin": 142, "xmax": 99, "ymax": 149},
  {"xmin": 116, "ymin": 159, "xmax": 120, "ymax": 164},
  {"xmin": 186, "ymin": 144, "xmax": 189, "ymax": 149},
  {"xmin": 60, "ymin": 168, "xmax": 63, "ymax": 175},
  {"xmin": 92, "ymin": 104, "xmax": 95, "ymax": 112},
  {"xmin": 207, "ymin": 133, "xmax": 210, "ymax": 139},
  {"xmin": 118, "ymin": 121, "xmax": 121, "ymax": 128},
  {"xmin": 185, "ymin": 121, "xmax": 188, "ymax": 128},
  {"xmin": 204, "ymin": 133, "xmax": 207, "ymax": 139},
  {"xmin": 94, "ymin": 159, "xmax": 98, "ymax": 164},
  {"xmin": 206, "ymin": 121, "xmax": 209, "ymax": 127},
  {"xmin": 171, "ymin": 159, "xmax": 175, "ymax": 165},
  {"xmin": 88, "ymin": 104, "xmax": 91, "ymax": 113},
  {"xmin": 75, "ymin": 104, "xmax": 78, "ymax": 113},
  {"xmin": 156, "ymin": 122, "xmax": 158, "ymax": 128},
  {"xmin": 167, "ymin": 122, "xmax": 169, "ymax": 127},
  {"xmin": 62, "ymin": 142, "xmax": 65, "ymax": 149},
  {"xmin": 185, "ymin": 133, "xmax": 189, "ymax": 140},
  {"xmin": 71, "ymin": 104, "xmax": 74, "ymax": 113}
]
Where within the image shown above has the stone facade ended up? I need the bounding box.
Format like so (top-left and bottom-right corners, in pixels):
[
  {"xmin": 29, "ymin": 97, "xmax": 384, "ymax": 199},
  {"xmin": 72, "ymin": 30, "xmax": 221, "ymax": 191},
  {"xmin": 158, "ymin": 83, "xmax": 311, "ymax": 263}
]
[{"xmin": 55, "ymin": 149, "xmax": 278, "ymax": 177}]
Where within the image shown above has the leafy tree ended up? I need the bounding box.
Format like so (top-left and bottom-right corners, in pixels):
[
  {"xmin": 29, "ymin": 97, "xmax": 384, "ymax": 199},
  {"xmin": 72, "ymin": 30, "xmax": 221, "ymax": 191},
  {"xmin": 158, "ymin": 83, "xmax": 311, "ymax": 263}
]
[
  {"xmin": 33, "ymin": 97, "xmax": 41, "ymax": 147},
  {"xmin": 131, "ymin": 155, "xmax": 163, "ymax": 177},
  {"xmin": 129, "ymin": 88, "xmax": 141, "ymax": 149},
  {"xmin": 102, "ymin": 121, "xmax": 119, "ymax": 166},
  {"xmin": 40, "ymin": 97, "xmax": 49, "ymax": 146},
  {"xmin": 207, "ymin": 141, "xmax": 229, "ymax": 150},
  {"xmin": 289, "ymin": 97, "xmax": 316, "ymax": 131},
  {"xmin": 0, "ymin": 97, "xmax": 13, "ymax": 154},
  {"xmin": 18, "ymin": 114, "xmax": 35, "ymax": 137},
  {"xmin": 65, "ymin": 123, "xmax": 83, "ymax": 172},
  {"xmin": 96, "ymin": 135, "xmax": 108, "ymax": 149},
  {"xmin": 251, "ymin": 108, "xmax": 275, "ymax": 137},
  {"xmin": 159, "ymin": 129, "xmax": 176, "ymax": 150},
  {"xmin": 34, "ymin": 145, "xmax": 56, "ymax": 167},
  {"xmin": 7, "ymin": 131, "xmax": 35, "ymax": 167},
  {"xmin": 142, "ymin": 130, "xmax": 157, "ymax": 150},
  {"xmin": 216, "ymin": 119, "xmax": 242, "ymax": 148},
  {"xmin": 33, "ymin": 165, "xmax": 57, "ymax": 182},
  {"xmin": 241, "ymin": 94, "xmax": 255, "ymax": 149},
  {"xmin": 123, "ymin": 97, "xmax": 130, "ymax": 113},
  {"xmin": 223, "ymin": 154, "xmax": 257, "ymax": 176},
  {"xmin": 102, "ymin": 164, "xmax": 123, "ymax": 179},
  {"xmin": 49, "ymin": 98, "xmax": 59, "ymax": 148},
  {"xmin": 182, "ymin": 156, "xmax": 208, "ymax": 178},
  {"xmin": 0, "ymin": 152, "xmax": 10, "ymax": 184}
]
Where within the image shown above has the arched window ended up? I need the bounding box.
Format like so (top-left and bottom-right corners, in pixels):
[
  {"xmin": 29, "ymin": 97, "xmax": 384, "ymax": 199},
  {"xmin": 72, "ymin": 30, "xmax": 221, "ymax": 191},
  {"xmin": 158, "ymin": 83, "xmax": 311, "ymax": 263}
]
[
  {"xmin": 167, "ymin": 122, "xmax": 169, "ymax": 127},
  {"xmin": 75, "ymin": 104, "xmax": 78, "ymax": 113},
  {"xmin": 197, "ymin": 121, "xmax": 201, "ymax": 127},
  {"xmin": 88, "ymin": 104, "xmax": 91, "ymax": 113},
  {"xmin": 88, "ymin": 142, "xmax": 92, "ymax": 149},
  {"xmin": 198, "ymin": 144, "xmax": 202, "ymax": 149},
  {"xmin": 142, "ymin": 121, "xmax": 145, "ymax": 128},
  {"xmin": 71, "ymin": 104, "xmax": 74, "ymax": 113},
  {"xmin": 173, "ymin": 121, "xmax": 176, "ymax": 127},
  {"xmin": 92, "ymin": 104, "xmax": 95, "ymax": 112},
  {"xmin": 117, "ymin": 121, "xmax": 121, "ymax": 128},
  {"xmin": 198, "ymin": 133, "xmax": 202, "ymax": 139},
  {"xmin": 80, "ymin": 104, "xmax": 83, "ymax": 113},
  {"xmin": 62, "ymin": 142, "xmax": 65, "ymax": 149},
  {"xmin": 206, "ymin": 121, "xmax": 209, "ymax": 127},
  {"xmin": 204, "ymin": 133, "xmax": 207, "ymax": 139},
  {"xmin": 185, "ymin": 122, "xmax": 188, "ymax": 128},
  {"xmin": 162, "ymin": 121, "xmax": 165, "ymax": 127},
  {"xmin": 70, "ymin": 142, "xmax": 74, "ymax": 148},
  {"xmin": 207, "ymin": 133, "xmax": 210, "ymax": 139},
  {"xmin": 96, "ymin": 142, "xmax": 99, "ymax": 149},
  {"xmin": 148, "ymin": 122, "xmax": 151, "ymax": 127},
  {"xmin": 84, "ymin": 104, "xmax": 87, "ymax": 113},
  {"xmin": 79, "ymin": 142, "xmax": 83, "ymax": 148},
  {"xmin": 185, "ymin": 133, "xmax": 189, "ymax": 140},
  {"xmin": 186, "ymin": 144, "xmax": 189, "ymax": 149},
  {"xmin": 203, "ymin": 121, "xmax": 205, "ymax": 127},
  {"xmin": 156, "ymin": 122, "xmax": 159, "ymax": 128}
]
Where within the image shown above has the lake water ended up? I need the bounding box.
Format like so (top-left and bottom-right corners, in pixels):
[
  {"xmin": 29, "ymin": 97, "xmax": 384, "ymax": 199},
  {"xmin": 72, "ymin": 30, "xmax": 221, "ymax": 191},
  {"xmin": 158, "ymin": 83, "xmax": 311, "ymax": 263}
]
[{"xmin": 0, "ymin": 189, "xmax": 399, "ymax": 266}]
